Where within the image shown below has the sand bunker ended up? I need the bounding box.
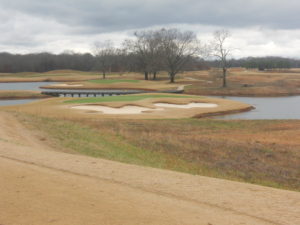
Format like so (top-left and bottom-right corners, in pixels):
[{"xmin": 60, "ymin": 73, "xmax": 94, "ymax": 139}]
[
  {"xmin": 72, "ymin": 102, "xmax": 218, "ymax": 115},
  {"xmin": 53, "ymin": 84, "xmax": 83, "ymax": 87},
  {"xmin": 72, "ymin": 105, "xmax": 163, "ymax": 114},
  {"xmin": 154, "ymin": 102, "xmax": 218, "ymax": 109}
]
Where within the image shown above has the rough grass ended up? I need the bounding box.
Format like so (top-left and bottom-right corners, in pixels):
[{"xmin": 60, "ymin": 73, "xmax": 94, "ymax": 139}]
[
  {"xmin": 1, "ymin": 69, "xmax": 300, "ymax": 97},
  {"xmin": 182, "ymin": 69, "xmax": 300, "ymax": 96},
  {"xmin": 0, "ymin": 91, "xmax": 49, "ymax": 100},
  {"xmin": 65, "ymin": 94, "xmax": 199, "ymax": 104},
  {"xmin": 0, "ymin": 70, "xmax": 100, "ymax": 78},
  {"xmin": 17, "ymin": 112, "xmax": 300, "ymax": 191},
  {"xmin": 0, "ymin": 70, "xmax": 103, "ymax": 82},
  {"xmin": 88, "ymin": 79, "xmax": 140, "ymax": 84},
  {"xmin": 85, "ymin": 118, "xmax": 300, "ymax": 191},
  {"xmin": 18, "ymin": 113, "xmax": 198, "ymax": 173}
]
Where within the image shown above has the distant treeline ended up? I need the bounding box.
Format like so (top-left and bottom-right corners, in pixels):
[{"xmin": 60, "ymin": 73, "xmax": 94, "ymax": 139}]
[
  {"xmin": 0, "ymin": 51, "xmax": 208, "ymax": 73},
  {"xmin": 209, "ymin": 56, "xmax": 300, "ymax": 70},
  {"xmin": 0, "ymin": 52, "xmax": 95, "ymax": 73},
  {"xmin": 0, "ymin": 52, "xmax": 299, "ymax": 73}
]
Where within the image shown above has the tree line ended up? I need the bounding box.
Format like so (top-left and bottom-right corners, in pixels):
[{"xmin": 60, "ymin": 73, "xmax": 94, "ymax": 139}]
[
  {"xmin": 1, "ymin": 28, "xmax": 300, "ymax": 83},
  {"xmin": 0, "ymin": 29, "xmax": 208, "ymax": 83},
  {"xmin": 208, "ymin": 56, "xmax": 300, "ymax": 70}
]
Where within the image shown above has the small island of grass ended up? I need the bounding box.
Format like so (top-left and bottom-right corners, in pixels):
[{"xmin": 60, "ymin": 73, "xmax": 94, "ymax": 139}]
[{"xmin": 65, "ymin": 94, "xmax": 198, "ymax": 104}]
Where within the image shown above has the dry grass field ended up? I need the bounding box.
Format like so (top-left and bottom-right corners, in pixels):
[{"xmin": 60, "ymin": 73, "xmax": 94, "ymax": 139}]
[
  {"xmin": 182, "ymin": 68, "xmax": 300, "ymax": 96},
  {"xmin": 2, "ymin": 68, "xmax": 300, "ymax": 96},
  {"xmin": 0, "ymin": 70, "xmax": 103, "ymax": 82},
  {"xmin": 0, "ymin": 90, "xmax": 49, "ymax": 100},
  {"xmin": 12, "ymin": 112, "xmax": 300, "ymax": 191}
]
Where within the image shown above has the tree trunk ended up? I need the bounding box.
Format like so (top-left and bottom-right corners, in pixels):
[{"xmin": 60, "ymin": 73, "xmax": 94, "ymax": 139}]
[
  {"xmin": 102, "ymin": 71, "xmax": 106, "ymax": 79},
  {"xmin": 144, "ymin": 71, "xmax": 149, "ymax": 80},
  {"xmin": 152, "ymin": 71, "xmax": 157, "ymax": 80},
  {"xmin": 222, "ymin": 68, "xmax": 227, "ymax": 87},
  {"xmin": 170, "ymin": 72, "xmax": 175, "ymax": 83}
]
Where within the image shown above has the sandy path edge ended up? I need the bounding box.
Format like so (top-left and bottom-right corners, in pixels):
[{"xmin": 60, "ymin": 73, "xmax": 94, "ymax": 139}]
[{"xmin": 0, "ymin": 112, "xmax": 299, "ymax": 225}]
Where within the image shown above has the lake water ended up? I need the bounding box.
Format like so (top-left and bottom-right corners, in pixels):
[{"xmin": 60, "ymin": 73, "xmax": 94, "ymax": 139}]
[
  {"xmin": 0, "ymin": 82, "xmax": 56, "ymax": 91},
  {"xmin": 214, "ymin": 96, "xmax": 300, "ymax": 120},
  {"xmin": 0, "ymin": 82, "xmax": 57, "ymax": 106},
  {"xmin": 0, "ymin": 99, "xmax": 37, "ymax": 106}
]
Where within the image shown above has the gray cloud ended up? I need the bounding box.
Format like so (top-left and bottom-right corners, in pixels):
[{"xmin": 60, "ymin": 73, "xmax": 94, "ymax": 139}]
[
  {"xmin": 2, "ymin": 0, "xmax": 300, "ymax": 32},
  {"xmin": 0, "ymin": 0, "xmax": 300, "ymax": 57}
]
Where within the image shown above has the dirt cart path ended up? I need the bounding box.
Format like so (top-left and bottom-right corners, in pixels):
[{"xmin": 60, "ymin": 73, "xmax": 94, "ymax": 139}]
[{"xmin": 0, "ymin": 112, "xmax": 299, "ymax": 225}]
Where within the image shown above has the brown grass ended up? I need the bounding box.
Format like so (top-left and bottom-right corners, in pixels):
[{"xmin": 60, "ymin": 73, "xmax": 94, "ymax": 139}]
[
  {"xmin": 0, "ymin": 91, "xmax": 49, "ymax": 100},
  {"xmin": 2, "ymin": 69, "xmax": 300, "ymax": 97},
  {"xmin": 0, "ymin": 70, "xmax": 102, "ymax": 82},
  {"xmin": 41, "ymin": 80, "xmax": 180, "ymax": 91},
  {"xmin": 15, "ymin": 111, "xmax": 300, "ymax": 191},
  {"xmin": 83, "ymin": 118, "xmax": 300, "ymax": 190},
  {"xmin": 182, "ymin": 69, "xmax": 300, "ymax": 96}
]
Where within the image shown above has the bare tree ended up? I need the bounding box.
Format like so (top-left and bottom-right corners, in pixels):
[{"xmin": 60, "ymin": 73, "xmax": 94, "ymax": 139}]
[
  {"xmin": 158, "ymin": 28, "xmax": 200, "ymax": 83},
  {"xmin": 124, "ymin": 30, "xmax": 162, "ymax": 80},
  {"xmin": 212, "ymin": 30, "xmax": 231, "ymax": 87},
  {"xmin": 146, "ymin": 31, "xmax": 164, "ymax": 80},
  {"xmin": 94, "ymin": 40, "xmax": 115, "ymax": 79}
]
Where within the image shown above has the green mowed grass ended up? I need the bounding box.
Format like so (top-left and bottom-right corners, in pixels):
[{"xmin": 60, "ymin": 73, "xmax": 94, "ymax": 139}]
[
  {"xmin": 88, "ymin": 79, "xmax": 140, "ymax": 84},
  {"xmin": 18, "ymin": 114, "xmax": 197, "ymax": 173},
  {"xmin": 65, "ymin": 94, "xmax": 199, "ymax": 104}
]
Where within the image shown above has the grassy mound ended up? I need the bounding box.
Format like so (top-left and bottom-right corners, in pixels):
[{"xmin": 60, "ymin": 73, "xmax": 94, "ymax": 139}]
[
  {"xmin": 65, "ymin": 94, "xmax": 199, "ymax": 104},
  {"xmin": 88, "ymin": 79, "xmax": 140, "ymax": 84}
]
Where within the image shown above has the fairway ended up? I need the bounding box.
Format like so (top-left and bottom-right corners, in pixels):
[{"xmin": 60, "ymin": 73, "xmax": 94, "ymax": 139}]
[
  {"xmin": 88, "ymin": 79, "xmax": 140, "ymax": 84},
  {"xmin": 65, "ymin": 94, "xmax": 198, "ymax": 104}
]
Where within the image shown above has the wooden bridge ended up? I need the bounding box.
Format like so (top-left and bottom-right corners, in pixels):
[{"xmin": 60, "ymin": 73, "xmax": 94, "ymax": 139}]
[{"xmin": 41, "ymin": 89, "xmax": 184, "ymax": 97}]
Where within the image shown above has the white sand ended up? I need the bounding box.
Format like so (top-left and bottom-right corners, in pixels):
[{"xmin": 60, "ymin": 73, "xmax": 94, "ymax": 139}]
[
  {"xmin": 72, "ymin": 105, "xmax": 163, "ymax": 114},
  {"xmin": 53, "ymin": 84, "xmax": 83, "ymax": 87},
  {"xmin": 154, "ymin": 102, "xmax": 218, "ymax": 108},
  {"xmin": 72, "ymin": 102, "xmax": 218, "ymax": 115}
]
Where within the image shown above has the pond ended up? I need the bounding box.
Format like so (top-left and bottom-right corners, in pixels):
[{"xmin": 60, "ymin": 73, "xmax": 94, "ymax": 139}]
[
  {"xmin": 0, "ymin": 99, "xmax": 38, "ymax": 106},
  {"xmin": 0, "ymin": 82, "xmax": 57, "ymax": 91},
  {"xmin": 0, "ymin": 82, "xmax": 58, "ymax": 106},
  {"xmin": 214, "ymin": 96, "xmax": 300, "ymax": 120}
]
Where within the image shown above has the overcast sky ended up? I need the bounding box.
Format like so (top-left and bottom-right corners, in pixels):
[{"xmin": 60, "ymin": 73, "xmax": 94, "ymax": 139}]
[{"xmin": 0, "ymin": 0, "xmax": 299, "ymax": 58}]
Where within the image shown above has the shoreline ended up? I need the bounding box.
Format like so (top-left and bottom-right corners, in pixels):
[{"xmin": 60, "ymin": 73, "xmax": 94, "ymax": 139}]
[
  {"xmin": 0, "ymin": 96, "xmax": 51, "ymax": 100},
  {"xmin": 194, "ymin": 106, "xmax": 255, "ymax": 118}
]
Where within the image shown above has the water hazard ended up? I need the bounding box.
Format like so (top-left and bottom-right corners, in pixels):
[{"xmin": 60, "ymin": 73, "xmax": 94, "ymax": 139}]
[
  {"xmin": 0, "ymin": 82, "xmax": 56, "ymax": 91},
  {"xmin": 0, "ymin": 99, "xmax": 38, "ymax": 106},
  {"xmin": 214, "ymin": 96, "xmax": 300, "ymax": 120},
  {"xmin": 0, "ymin": 82, "xmax": 58, "ymax": 106}
]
